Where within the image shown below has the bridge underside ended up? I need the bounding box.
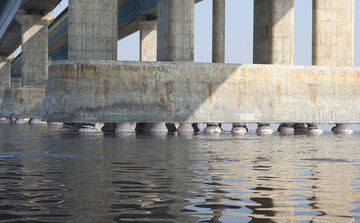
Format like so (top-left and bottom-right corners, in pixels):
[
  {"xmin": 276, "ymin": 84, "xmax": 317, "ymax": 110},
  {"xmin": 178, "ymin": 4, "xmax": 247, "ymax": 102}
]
[{"xmin": 41, "ymin": 61, "xmax": 360, "ymax": 124}]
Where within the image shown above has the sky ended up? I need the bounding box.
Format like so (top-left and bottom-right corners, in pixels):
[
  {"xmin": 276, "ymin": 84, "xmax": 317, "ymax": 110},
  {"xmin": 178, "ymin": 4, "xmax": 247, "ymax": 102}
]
[{"xmin": 53, "ymin": 0, "xmax": 360, "ymax": 66}]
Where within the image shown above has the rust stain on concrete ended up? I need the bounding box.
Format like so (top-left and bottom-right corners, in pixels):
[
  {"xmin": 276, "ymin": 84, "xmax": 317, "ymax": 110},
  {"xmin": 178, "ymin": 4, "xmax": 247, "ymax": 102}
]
[
  {"xmin": 4, "ymin": 90, "xmax": 11, "ymax": 98},
  {"xmin": 276, "ymin": 84, "xmax": 282, "ymax": 102},
  {"xmin": 103, "ymin": 80, "xmax": 110, "ymax": 95},
  {"xmin": 207, "ymin": 83, "xmax": 213, "ymax": 103},
  {"xmin": 160, "ymin": 96, "xmax": 165, "ymax": 105},
  {"xmin": 269, "ymin": 100, "xmax": 274, "ymax": 113},
  {"xmin": 237, "ymin": 98, "xmax": 241, "ymax": 108},
  {"xmin": 164, "ymin": 81, "xmax": 174, "ymax": 103},
  {"xmin": 308, "ymin": 83, "xmax": 318, "ymax": 103}
]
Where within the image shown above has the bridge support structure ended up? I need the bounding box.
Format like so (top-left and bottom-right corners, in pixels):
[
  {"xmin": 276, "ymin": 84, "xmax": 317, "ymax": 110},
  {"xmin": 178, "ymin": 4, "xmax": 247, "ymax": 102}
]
[
  {"xmin": 42, "ymin": 61, "xmax": 360, "ymax": 126},
  {"xmin": 60, "ymin": 0, "xmax": 118, "ymax": 132},
  {"xmin": 0, "ymin": 9, "xmax": 53, "ymax": 124},
  {"xmin": 147, "ymin": 0, "xmax": 195, "ymax": 134},
  {"xmin": 205, "ymin": 0, "xmax": 226, "ymax": 135},
  {"xmin": 253, "ymin": 0, "xmax": 294, "ymax": 135},
  {"xmin": 313, "ymin": 0, "xmax": 354, "ymax": 134}
]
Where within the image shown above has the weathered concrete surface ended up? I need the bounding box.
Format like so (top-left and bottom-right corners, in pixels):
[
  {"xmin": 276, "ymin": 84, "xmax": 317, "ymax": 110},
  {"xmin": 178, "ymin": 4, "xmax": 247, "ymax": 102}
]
[
  {"xmin": 212, "ymin": 0, "xmax": 225, "ymax": 63},
  {"xmin": 68, "ymin": 0, "xmax": 118, "ymax": 60},
  {"xmin": 42, "ymin": 61, "xmax": 360, "ymax": 124},
  {"xmin": 313, "ymin": 0, "xmax": 354, "ymax": 66},
  {"xmin": 11, "ymin": 77, "xmax": 21, "ymax": 88},
  {"xmin": 157, "ymin": 0, "xmax": 194, "ymax": 61},
  {"xmin": 253, "ymin": 0, "xmax": 294, "ymax": 64},
  {"xmin": 1, "ymin": 88, "xmax": 45, "ymax": 118},
  {"xmin": 0, "ymin": 54, "xmax": 13, "ymax": 108},
  {"xmin": 139, "ymin": 20, "xmax": 157, "ymax": 62},
  {"xmin": 15, "ymin": 9, "xmax": 53, "ymax": 88}
]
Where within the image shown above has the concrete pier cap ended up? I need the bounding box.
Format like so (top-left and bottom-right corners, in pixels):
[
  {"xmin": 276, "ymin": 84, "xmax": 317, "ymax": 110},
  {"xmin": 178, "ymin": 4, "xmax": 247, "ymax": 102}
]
[{"xmin": 42, "ymin": 60, "xmax": 360, "ymax": 125}]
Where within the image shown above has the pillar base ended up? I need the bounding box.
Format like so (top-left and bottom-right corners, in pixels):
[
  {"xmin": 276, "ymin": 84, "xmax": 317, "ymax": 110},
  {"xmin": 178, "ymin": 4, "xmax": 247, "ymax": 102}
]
[
  {"xmin": 306, "ymin": 124, "xmax": 323, "ymax": 135},
  {"xmin": 204, "ymin": 123, "xmax": 222, "ymax": 135},
  {"xmin": 332, "ymin": 124, "xmax": 353, "ymax": 135},
  {"xmin": 256, "ymin": 124, "xmax": 273, "ymax": 135},
  {"xmin": 294, "ymin": 123, "xmax": 307, "ymax": 133},
  {"xmin": 177, "ymin": 123, "xmax": 195, "ymax": 133},
  {"xmin": 14, "ymin": 118, "xmax": 27, "ymax": 124},
  {"xmin": 135, "ymin": 123, "xmax": 145, "ymax": 132},
  {"xmin": 59, "ymin": 123, "xmax": 80, "ymax": 132},
  {"xmin": 231, "ymin": 123, "xmax": 247, "ymax": 135},
  {"xmin": 28, "ymin": 118, "xmax": 40, "ymax": 124},
  {"xmin": 79, "ymin": 124, "xmax": 98, "ymax": 133},
  {"xmin": 142, "ymin": 123, "xmax": 168, "ymax": 133},
  {"xmin": 278, "ymin": 123, "xmax": 294, "ymax": 135},
  {"xmin": 166, "ymin": 123, "xmax": 178, "ymax": 132},
  {"xmin": 115, "ymin": 123, "xmax": 136, "ymax": 133},
  {"xmin": 0, "ymin": 117, "xmax": 12, "ymax": 124},
  {"xmin": 101, "ymin": 123, "xmax": 117, "ymax": 132}
]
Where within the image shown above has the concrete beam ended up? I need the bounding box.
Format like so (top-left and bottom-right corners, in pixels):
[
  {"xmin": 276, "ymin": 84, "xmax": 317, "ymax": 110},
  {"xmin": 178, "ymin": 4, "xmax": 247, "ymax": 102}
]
[{"xmin": 42, "ymin": 61, "xmax": 360, "ymax": 124}]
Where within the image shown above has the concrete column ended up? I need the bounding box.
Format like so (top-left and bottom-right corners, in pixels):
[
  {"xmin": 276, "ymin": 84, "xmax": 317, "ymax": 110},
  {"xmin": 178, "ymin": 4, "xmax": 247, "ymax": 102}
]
[
  {"xmin": 212, "ymin": 0, "xmax": 225, "ymax": 63},
  {"xmin": 312, "ymin": 0, "xmax": 354, "ymax": 66},
  {"xmin": 0, "ymin": 54, "xmax": 13, "ymax": 123},
  {"xmin": 157, "ymin": 0, "xmax": 194, "ymax": 61},
  {"xmin": 68, "ymin": 0, "xmax": 118, "ymax": 60},
  {"xmin": 155, "ymin": 0, "xmax": 195, "ymax": 133},
  {"xmin": 66, "ymin": 0, "xmax": 118, "ymax": 132},
  {"xmin": 139, "ymin": 20, "xmax": 157, "ymax": 62},
  {"xmin": 253, "ymin": 0, "xmax": 294, "ymax": 64},
  {"xmin": 0, "ymin": 54, "xmax": 12, "ymax": 98},
  {"xmin": 253, "ymin": 0, "xmax": 294, "ymax": 135},
  {"xmin": 15, "ymin": 10, "xmax": 53, "ymax": 88},
  {"xmin": 312, "ymin": 0, "xmax": 354, "ymax": 135}
]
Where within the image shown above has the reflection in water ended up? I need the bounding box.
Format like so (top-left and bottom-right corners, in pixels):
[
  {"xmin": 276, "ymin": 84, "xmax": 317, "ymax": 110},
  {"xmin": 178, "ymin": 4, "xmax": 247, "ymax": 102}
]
[{"xmin": 0, "ymin": 125, "xmax": 358, "ymax": 222}]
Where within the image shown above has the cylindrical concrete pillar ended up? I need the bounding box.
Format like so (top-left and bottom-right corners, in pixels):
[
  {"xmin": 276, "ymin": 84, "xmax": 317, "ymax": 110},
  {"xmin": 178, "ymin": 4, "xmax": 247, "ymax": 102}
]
[
  {"xmin": 212, "ymin": 0, "xmax": 225, "ymax": 63},
  {"xmin": 15, "ymin": 10, "xmax": 53, "ymax": 88},
  {"xmin": 0, "ymin": 54, "xmax": 12, "ymax": 89},
  {"xmin": 157, "ymin": 0, "xmax": 194, "ymax": 61},
  {"xmin": 0, "ymin": 54, "xmax": 13, "ymax": 111},
  {"xmin": 139, "ymin": 20, "xmax": 157, "ymax": 62},
  {"xmin": 312, "ymin": 0, "xmax": 354, "ymax": 135},
  {"xmin": 253, "ymin": 0, "xmax": 294, "ymax": 135},
  {"xmin": 253, "ymin": 0, "xmax": 294, "ymax": 64},
  {"xmin": 68, "ymin": 0, "xmax": 118, "ymax": 60},
  {"xmin": 312, "ymin": 0, "xmax": 354, "ymax": 66}
]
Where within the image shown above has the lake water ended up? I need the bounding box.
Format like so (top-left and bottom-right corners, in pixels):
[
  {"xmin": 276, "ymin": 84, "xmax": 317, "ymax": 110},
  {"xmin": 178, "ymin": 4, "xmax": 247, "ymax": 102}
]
[{"xmin": 0, "ymin": 123, "xmax": 359, "ymax": 223}]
